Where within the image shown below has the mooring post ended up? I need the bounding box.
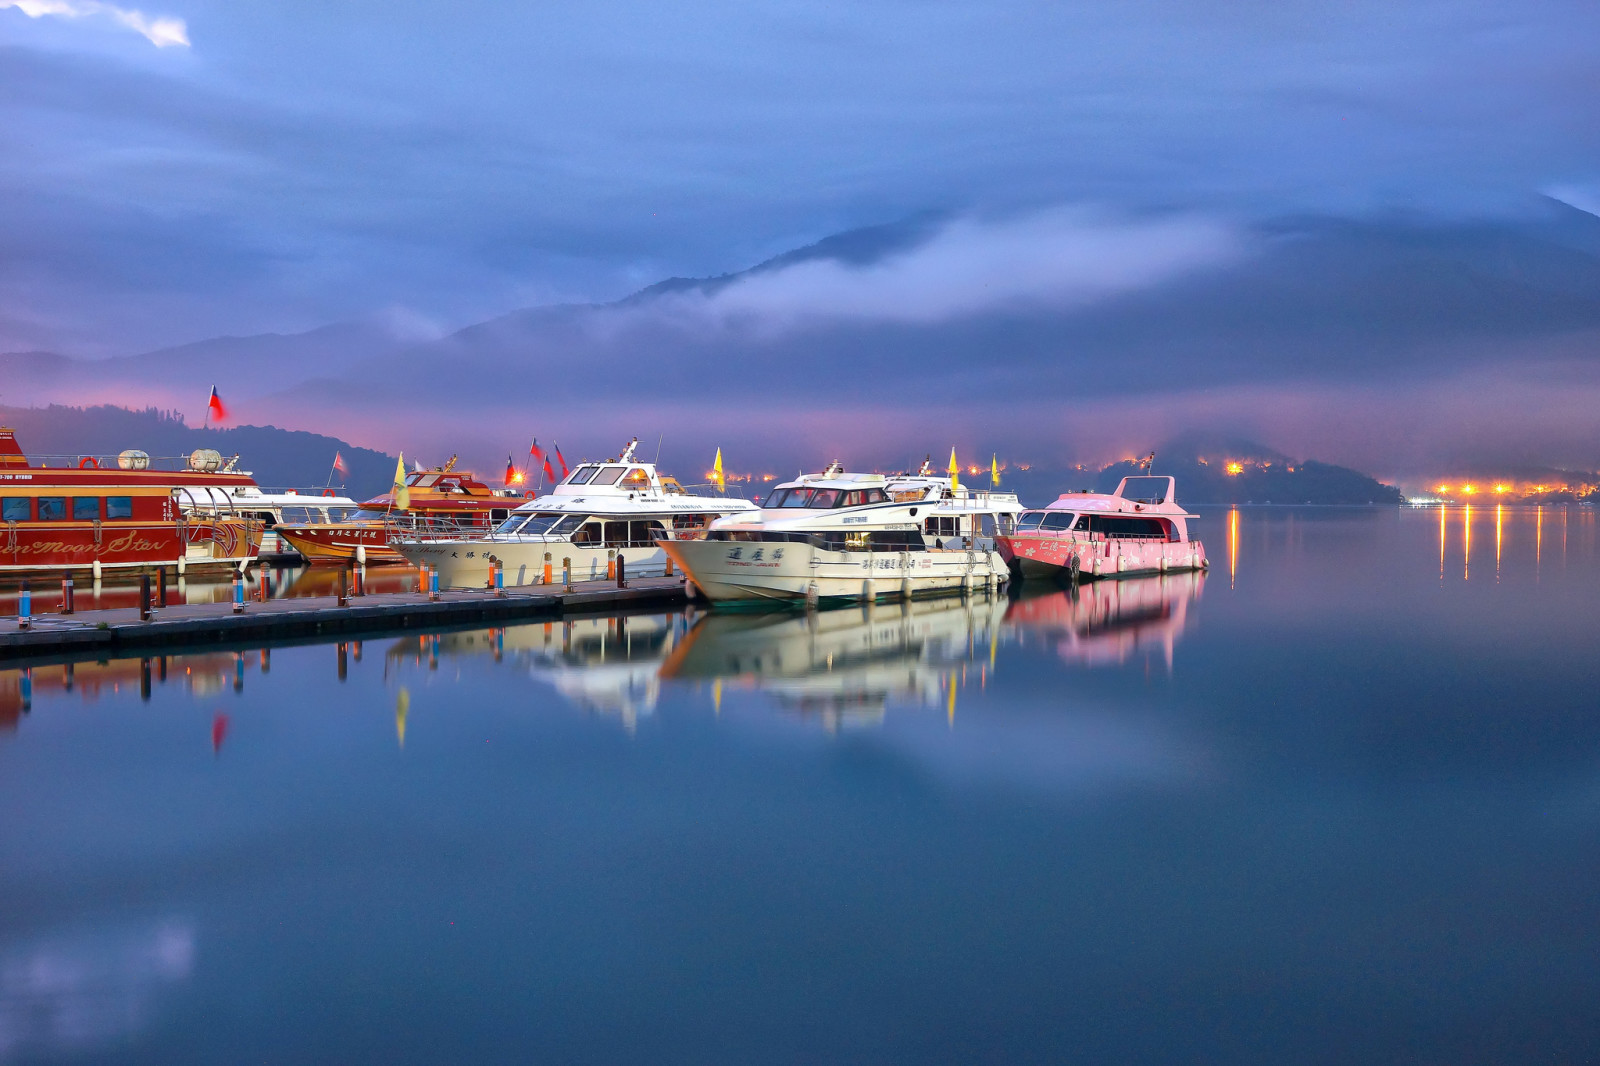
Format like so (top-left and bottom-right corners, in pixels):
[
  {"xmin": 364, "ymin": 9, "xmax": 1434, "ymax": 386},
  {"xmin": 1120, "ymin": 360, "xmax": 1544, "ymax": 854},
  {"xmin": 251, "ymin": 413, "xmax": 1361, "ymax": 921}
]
[
  {"xmin": 617, "ymin": 554, "xmax": 627, "ymax": 589},
  {"xmin": 156, "ymin": 566, "xmax": 168, "ymax": 608},
  {"xmin": 232, "ymin": 571, "xmax": 244, "ymax": 614},
  {"xmin": 140, "ymin": 573, "xmax": 152, "ymax": 621},
  {"xmin": 61, "ymin": 576, "xmax": 74, "ymax": 615},
  {"xmin": 337, "ymin": 567, "xmax": 349, "ymax": 607},
  {"xmin": 17, "ymin": 581, "xmax": 29, "ymax": 630},
  {"xmin": 563, "ymin": 557, "xmax": 572, "ymax": 593}
]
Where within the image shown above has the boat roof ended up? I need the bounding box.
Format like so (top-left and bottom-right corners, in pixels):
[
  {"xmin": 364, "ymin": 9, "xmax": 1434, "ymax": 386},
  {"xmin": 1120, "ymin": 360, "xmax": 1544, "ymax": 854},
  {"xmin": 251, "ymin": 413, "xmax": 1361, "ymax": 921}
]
[{"xmin": 1035, "ymin": 476, "xmax": 1196, "ymax": 518}]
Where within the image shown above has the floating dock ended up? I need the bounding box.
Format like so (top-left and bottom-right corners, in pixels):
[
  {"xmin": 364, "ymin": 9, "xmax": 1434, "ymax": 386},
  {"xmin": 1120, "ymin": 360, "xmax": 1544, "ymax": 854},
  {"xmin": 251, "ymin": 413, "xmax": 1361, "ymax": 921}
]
[{"xmin": 0, "ymin": 578, "xmax": 687, "ymax": 662}]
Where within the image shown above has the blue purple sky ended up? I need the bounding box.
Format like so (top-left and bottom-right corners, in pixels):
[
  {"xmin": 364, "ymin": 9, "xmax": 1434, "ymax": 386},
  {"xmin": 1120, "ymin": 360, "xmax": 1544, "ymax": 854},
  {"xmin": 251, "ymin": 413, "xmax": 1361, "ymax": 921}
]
[{"xmin": 3, "ymin": 0, "xmax": 1600, "ymax": 478}]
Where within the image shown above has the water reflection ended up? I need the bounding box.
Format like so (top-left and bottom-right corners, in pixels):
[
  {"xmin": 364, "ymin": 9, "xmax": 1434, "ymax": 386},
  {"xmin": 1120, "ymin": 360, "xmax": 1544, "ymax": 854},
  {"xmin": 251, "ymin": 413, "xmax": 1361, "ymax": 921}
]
[
  {"xmin": 1004, "ymin": 571, "xmax": 1204, "ymax": 672},
  {"xmin": 385, "ymin": 614, "xmax": 682, "ymax": 731},
  {"xmin": 662, "ymin": 595, "xmax": 1010, "ymax": 731}
]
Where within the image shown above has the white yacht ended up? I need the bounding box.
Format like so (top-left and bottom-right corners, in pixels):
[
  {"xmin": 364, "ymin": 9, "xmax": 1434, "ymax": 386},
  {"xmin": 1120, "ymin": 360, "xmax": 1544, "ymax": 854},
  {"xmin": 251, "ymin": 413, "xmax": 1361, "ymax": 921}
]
[
  {"xmin": 391, "ymin": 439, "xmax": 757, "ymax": 587},
  {"xmin": 659, "ymin": 460, "xmax": 1022, "ymax": 606}
]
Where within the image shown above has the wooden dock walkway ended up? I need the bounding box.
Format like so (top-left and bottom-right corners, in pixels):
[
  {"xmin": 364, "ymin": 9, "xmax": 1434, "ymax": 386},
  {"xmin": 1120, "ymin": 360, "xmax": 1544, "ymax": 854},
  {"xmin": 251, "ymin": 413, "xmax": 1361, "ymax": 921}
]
[{"xmin": 0, "ymin": 577, "xmax": 687, "ymax": 662}]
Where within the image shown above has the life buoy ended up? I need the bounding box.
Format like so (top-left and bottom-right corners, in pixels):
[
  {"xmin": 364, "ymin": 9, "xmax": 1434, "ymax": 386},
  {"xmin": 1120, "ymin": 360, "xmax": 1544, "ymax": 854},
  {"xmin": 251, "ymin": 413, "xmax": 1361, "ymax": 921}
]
[
  {"xmin": 79, "ymin": 456, "xmax": 99, "ymax": 469},
  {"xmin": 322, "ymin": 489, "xmax": 336, "ymax": 497}
]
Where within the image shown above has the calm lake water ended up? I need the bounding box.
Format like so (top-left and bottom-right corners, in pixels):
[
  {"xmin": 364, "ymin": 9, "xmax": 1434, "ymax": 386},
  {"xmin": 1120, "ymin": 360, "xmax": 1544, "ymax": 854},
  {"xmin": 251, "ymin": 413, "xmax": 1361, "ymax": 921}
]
[{"xmin": 2, "ymin": 506, "xmax": 1598, "ymax": 1064}]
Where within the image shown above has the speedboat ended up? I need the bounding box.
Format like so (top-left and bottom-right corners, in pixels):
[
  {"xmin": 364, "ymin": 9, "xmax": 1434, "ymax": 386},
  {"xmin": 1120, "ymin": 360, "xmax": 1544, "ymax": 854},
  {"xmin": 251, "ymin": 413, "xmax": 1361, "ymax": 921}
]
[
  {"xmin": 391, "ymin": 439, "xmax": 757, "ymax": 587},
  {"xmin": 659, "ymin": 461, "xmax": 1022, "ymax": 606},
  {"xmin": 995, "ymin": 475, "xmax": 1208, "ymax": 582}
]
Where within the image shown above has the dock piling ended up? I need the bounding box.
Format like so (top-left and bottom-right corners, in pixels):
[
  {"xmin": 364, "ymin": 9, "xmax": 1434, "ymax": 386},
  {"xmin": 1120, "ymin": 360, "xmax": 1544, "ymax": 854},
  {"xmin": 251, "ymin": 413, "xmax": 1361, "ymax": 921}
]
[
  {"xmin": 61, "ymin": 577, "xmax": 74, "ymax": 615},
  {"xmin": 18, "ymin": 581, "xmax": 30, "ymax": 631},
  {"xmin": 232, "ymin": 572, "xmax": 244, "ymax": 614},
  {"xmin": 140, "ymin": 574, "xmax": 152, "ymax": 621}
]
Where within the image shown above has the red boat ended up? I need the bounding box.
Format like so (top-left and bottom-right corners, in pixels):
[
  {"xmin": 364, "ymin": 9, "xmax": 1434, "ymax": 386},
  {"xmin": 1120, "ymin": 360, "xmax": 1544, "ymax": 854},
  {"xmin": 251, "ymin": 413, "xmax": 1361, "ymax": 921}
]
[{"xmin": 0, "ymin": 427, "xmax": 264, "ymax": 582}]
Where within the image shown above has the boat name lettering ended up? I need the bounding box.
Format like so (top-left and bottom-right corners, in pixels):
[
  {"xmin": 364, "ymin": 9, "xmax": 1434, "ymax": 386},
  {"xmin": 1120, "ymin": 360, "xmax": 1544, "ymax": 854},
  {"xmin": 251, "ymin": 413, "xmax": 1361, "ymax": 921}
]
[{"xmin": 0, "ymin": 474, "xmax": 33, "ymax": 480}]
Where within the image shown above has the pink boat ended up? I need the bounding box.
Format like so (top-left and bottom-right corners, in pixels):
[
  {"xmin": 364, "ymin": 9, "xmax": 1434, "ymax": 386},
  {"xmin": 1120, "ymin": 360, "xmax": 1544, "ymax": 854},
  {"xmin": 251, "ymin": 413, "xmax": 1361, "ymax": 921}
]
[{"xmin": 995, "ymin": 475, "xmax": 1209, "ymax": 582}]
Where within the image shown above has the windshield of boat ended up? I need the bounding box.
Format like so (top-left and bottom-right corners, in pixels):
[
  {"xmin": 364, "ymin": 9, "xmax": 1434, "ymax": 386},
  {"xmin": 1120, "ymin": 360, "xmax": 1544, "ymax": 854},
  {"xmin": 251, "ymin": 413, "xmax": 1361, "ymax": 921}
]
[
  {"xmin": 1015, "ymin": 510, "xmax": 1075, "ymax": 531},
  {"xmin": 337, "ymin": 509, "xmax": 390, "ymax": 524}
]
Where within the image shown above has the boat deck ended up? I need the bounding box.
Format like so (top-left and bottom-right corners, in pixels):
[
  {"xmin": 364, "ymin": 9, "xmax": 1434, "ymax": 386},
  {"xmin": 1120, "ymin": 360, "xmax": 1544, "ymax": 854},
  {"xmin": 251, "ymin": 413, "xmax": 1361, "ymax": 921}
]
[{"xmin": 0, "ymin": 577, "xmax": 686, "ymax": 663}]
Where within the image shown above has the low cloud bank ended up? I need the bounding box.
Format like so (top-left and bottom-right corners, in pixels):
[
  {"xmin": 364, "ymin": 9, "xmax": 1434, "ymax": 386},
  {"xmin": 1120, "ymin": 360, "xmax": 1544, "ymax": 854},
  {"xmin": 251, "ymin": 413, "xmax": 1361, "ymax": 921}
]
[{"xmin": 687, "ymin": 209, "xmax": 1247, "ymax": 327}]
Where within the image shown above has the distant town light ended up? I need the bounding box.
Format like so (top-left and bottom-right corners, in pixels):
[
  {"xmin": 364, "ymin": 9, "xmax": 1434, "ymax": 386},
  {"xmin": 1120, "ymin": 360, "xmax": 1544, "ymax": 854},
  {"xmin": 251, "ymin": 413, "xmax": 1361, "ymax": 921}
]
[
  {"xmin": 1462, "ymin": 484, "xmax": 1477, "ymax": 495},
  {"xmin": 1226, "ymin": 462, "xmax": 1244, "ymax": 476},
  {"xmin": 1494, "ymin": 484, "xmax": 1509, "ymax": 494}
]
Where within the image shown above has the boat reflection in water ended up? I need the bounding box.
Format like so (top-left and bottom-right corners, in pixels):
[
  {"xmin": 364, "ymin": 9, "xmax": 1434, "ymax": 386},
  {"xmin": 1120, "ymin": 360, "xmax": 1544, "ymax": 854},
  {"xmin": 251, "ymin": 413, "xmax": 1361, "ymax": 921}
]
[
  {"xmin": 1004, "ymin": 570, "xmax": 1205, "ymax": 671},
  {"xmin": 661, "ymin": 594, "xmax": 1011, "ymax": 731},
  {"xmin": 383, "ymin": 612, "xmax": 684, "ymax": 732}
]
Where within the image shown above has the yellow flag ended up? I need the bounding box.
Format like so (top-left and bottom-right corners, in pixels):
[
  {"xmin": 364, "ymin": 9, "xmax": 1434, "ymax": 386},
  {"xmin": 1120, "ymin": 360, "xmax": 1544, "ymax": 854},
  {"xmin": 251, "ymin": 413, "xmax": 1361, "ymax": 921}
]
[
  {"xmin": 713, "ymin": 447, "xmax": 725, "ymax": 491},
  {"xmin": 393, "ymin": 453, "xmax": 410, "ymax": 510},
  {"xmin": 948, "ymin": 447, "xmax": 960, "ymax": 493},
  {"xmin": 991, "ymin": 454, "xmax": 1000, "ymax": 488}
]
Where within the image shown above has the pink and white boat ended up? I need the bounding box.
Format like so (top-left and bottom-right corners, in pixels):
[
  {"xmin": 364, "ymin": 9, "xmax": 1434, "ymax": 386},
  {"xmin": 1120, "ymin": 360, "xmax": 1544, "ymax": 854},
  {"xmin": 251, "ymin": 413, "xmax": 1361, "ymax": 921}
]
[{"xmin": 995, "ymin": 475, "xmax": 1208, "ymax": 582}]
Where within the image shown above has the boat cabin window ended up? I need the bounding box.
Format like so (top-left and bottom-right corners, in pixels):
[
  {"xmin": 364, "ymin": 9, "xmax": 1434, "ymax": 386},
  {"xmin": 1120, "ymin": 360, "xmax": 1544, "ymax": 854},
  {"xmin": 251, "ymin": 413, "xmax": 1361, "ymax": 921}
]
[
  {"xmin": 672, "ymin": 513, "xmax": 711, "ymax": 531},
  {"xmin": 602, "ymin": 519, "xmax": 667, "ymax": 547},
  {"xmin": 513, "ymin": 513, "xmax": 584, "ymax": 537},
  {"xmin": 571, "ymin": 521, "xmax": 600, "ymax": 545},
  {"xmin": 494, "ymin": 513, "xmax": 534, "ymax": 534},
  {"xmin": 566, "ymin": 465, "xmax": 600, "ymax": 485},
  {"xmin": 37, "ymin": 497, "xmax": 67, "ymax": 521},
  {"xmin": 925, "ymin": 515, "xmax": 962, "ymax": 536},
  {"xmin": 589, "ymin": 466, "xmax": 627, "ymax": 487},
  {"xmin": 807, "ymin": 489, "xmax": 841, "ymax": 508},
  {"xmin": 406, "ymin": 473, "xmax": 438, "ymax": 488},
  {"xmin": 623, "ymin": 467, "xmax": 651, "ymax": 486},
  {"xmin": 765, "ymin": 486, "xmax": 889, "ymax": 508},
  {"xmin": 2, "ymin": 497, "xmax": 30, "ymax": 522},
  {"xmin": 1076, "ymin": 514, "xmax": 1171, "ymax": 539},
  {"xmin": 341, "ymin": 509, "xmax": 391, "ymax": 523},
  {"xmin": 105, "ymin": 497, "xmax": 133, "ymax": 520}
]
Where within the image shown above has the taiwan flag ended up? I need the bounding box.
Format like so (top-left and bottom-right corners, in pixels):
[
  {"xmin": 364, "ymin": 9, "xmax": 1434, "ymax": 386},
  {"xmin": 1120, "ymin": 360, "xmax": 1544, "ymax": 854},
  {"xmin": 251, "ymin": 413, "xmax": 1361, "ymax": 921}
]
[
  {"xmin": 530, "ymin": 438, "xmax": 555, "ymax": 483},
  {"xmin": 504, "ymin": 454, "xmax": 518, "ymax": 488},
  {"xmin": 552, "ymin": 442, "xmax": 569, "ymax": 479},
  {"xmin": 205, "ymin": 386, "xmax": 228, "ymax": 424},
  {"xmin": 332, "ymin": 451, "xmax": 348, "ymax": 475}
]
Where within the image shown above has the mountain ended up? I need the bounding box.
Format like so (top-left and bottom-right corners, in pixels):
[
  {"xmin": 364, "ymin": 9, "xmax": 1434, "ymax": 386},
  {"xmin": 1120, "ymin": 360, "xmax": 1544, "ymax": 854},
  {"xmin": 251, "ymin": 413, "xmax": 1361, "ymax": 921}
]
[
  {"xmin": 1093, "ymin": 435, "xmax": 1405, "ymax": 505},
  {"xmin": 0, "ymin": 404, "xmax": 397, "ymax": 498}
]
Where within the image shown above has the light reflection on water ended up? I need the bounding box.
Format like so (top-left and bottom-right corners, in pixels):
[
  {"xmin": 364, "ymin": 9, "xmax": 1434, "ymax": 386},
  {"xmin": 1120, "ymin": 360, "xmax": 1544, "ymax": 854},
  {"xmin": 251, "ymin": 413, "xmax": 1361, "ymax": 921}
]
[{"xmin": 1, "ymin": 507, "xmax": 1598, "ymax": 1063}]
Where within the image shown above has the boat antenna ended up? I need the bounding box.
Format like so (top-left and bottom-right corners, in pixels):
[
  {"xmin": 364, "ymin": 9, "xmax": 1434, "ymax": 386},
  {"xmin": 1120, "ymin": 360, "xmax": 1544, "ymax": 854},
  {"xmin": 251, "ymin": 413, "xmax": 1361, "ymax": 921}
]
[{"xmin": 654, "ymin": 433, "xmax": 663, "ymax": 463}]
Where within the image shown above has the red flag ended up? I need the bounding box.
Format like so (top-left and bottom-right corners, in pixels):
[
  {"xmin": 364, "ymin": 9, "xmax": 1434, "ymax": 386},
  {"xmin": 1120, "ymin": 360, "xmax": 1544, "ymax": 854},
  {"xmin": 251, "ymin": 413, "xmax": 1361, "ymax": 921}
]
[
  {"xmin": 542, "ymin": 457, "xmax": 555, "ymax": 482},
  {"xmin": 504, "ymin": 454, "xmax": 517, "ymax": 487},
  {"xmin": 529, "ymin": 438, "xmax": 546, "ymax": 464},
  {"xmin": 553, "ymin": 443, "xmax": 569, "ymax": 478},
  {"xmin": 206, "ymin": 386, "xmax": 228, "ymax": 424},
  {"xmin": 332, "ymin": 451, "xmax": 348, "ymax": 475}
]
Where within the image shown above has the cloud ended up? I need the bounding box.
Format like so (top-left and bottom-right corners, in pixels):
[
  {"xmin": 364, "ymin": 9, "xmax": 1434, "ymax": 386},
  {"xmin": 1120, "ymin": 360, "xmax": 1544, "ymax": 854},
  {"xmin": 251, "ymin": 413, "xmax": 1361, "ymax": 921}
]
[
  {"xmin": 0, "ymin": 0, "xmax": 188, "ymax": 47},
  {"xmin": 692, "ymin": 209, "xmax": 1247, "ymax": 327}
]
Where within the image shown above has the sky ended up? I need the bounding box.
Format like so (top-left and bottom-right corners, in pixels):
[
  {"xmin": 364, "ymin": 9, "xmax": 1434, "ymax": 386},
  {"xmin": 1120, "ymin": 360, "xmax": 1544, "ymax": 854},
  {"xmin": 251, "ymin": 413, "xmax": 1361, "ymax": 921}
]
[{"xmin": 3, "ymin": 0, "xmax": 1600, "ymax": 477}]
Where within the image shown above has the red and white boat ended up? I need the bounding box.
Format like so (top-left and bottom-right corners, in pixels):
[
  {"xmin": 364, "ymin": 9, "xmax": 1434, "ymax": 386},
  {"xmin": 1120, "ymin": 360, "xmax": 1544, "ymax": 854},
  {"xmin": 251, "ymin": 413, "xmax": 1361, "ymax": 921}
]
[
  {"xmin": 995, "ymin": 475, "xmax": 1208, "ymax": 582},
  {"xmin": 0, "ymin": 427, "xmax": 265, "ymax": 580}
]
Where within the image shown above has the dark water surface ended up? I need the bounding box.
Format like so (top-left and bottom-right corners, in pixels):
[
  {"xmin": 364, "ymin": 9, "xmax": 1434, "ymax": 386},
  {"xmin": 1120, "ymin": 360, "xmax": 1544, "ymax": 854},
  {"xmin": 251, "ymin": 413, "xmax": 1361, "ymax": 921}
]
[{"xmin": 3, "ymin": 507, "xmax": 1598, "ymax": 1064}]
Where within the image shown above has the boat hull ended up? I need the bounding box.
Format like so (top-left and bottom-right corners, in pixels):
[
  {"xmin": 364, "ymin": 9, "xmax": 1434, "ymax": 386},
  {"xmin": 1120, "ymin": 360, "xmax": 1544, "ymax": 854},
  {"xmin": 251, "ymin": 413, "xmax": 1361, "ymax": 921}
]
[
  {"xmin": 0, "ymin": 518, "xmax": 261, "ymax": 578},
  {"xmin": 275, "ymin": 524, "xmax": 406, "ymax": 564},
  {"xmin": 660, "ymin": 538, "xmax": 1008, "ymax": 605},
  {"xmin": 996, "ymin": 533, "xmax": 1208, "ymax": 581},
  {"xmin": 393, "ymin": 539, "xmax": 673, "ymax": 587}
]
